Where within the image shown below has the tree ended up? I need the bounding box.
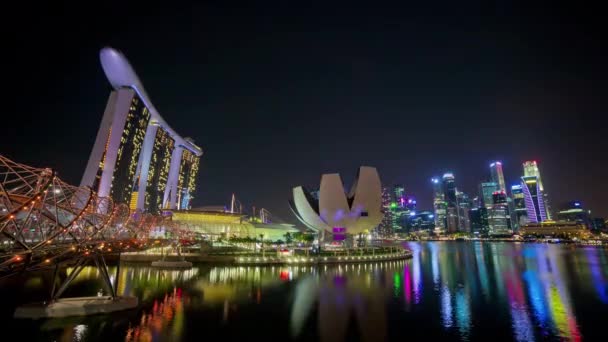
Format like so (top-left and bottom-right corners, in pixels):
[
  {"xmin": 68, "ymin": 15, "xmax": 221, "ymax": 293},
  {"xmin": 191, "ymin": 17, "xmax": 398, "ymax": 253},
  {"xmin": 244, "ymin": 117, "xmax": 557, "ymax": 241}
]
[
  {"xmin": 284, "ymin": 232, "xmax": 293, "ymax": 245},
  {"xmin": 292, "ymin": 232, "xmax": 303, "ymax": 243}
]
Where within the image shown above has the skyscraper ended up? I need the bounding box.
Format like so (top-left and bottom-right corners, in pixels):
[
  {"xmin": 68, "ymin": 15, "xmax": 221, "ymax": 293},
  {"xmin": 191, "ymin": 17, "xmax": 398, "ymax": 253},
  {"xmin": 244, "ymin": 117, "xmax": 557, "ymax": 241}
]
[
  {"xmin": 511, "ymin": 184, "xmax": 528, "ymax": 230},
  {"xmin": 378, "ymin": 186, "xmax": 393, "ymax": 236},
  {"xmin": 391, "ymin": 184, "xmax": 406, "ymax": 232},
  {"xmin": 442, "ymin": 173, "xmax": 458, "ymax": 233},
  {"xmin": 456, "ymin": 191, "xmax": 472, "ymax": 232},
  {"xmin": 488, "ymin": 191, "xmax": 512, "ymax": 235},
  {"xmin": 469, "ymin": 207, "xmax": 489, "ymax": 234},
  {"xmin": 81, "ymin": 48, "xmax": 203, "ymax": 214},
  {"xmin": 431, "ymin": 177, "xmax": 447, "ymax": 234},
  {"xmin": 479, "ymin": 182, "xmax": 499, "ymax": 209},
  {"xmin": 442, "ymin": 173, "xmax": 457, "ymax": 206},
  {"xmin": 523, "ymin": 161, "xmax": 544, "ymax": 190},
  {"xmin": 523, "ymin": 161, "xmax": 552, "ymax": 219},
  {"xmin": 521, "ymin": 176, "xmax": 547, "ymax": 223},
  {"xmin": 490, "ymin": 161, "xmax": 506, "ymax": 192}
]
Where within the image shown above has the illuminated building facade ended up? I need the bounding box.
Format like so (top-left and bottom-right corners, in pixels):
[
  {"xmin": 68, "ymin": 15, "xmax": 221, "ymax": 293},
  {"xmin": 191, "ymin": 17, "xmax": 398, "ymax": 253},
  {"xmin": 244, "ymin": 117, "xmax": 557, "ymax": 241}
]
[
  {"xmin": 378, "ymin": 186, "xmax": 393, "ymax": 236},
  {"xmin": 442, "ymin": 173, "xmax": 458, "ymax": 233},
  {"xmin": 557, "ymin": 201, "xmax": 592, "ymax": 228},
  {"xmin": 520, "ymin": 221, "xmax": 591, "ymax": 240},
  {"xmin": 523, "ymin": 161, "xmax": 552, "ymax": 219},
  {"xmin": 488, "ymin": 191, "xmax": 512, "ymax": 236},
  {"xmin": 511, "ymin": 184, "xmax": 528, "ymax": 230},
  {"xmin": 490, "ymin": 161, "xmax": 506, "ymax": 192},
  {"xmin": 521, "ymin": 176, "xmax": 547, "ymax": 223},
  {"xmin": 408, "ymin": 211, "xmax": 435, "ymax": 232},
  {"xmin": 393, "ymin": 184, "xmax": 405, "ymax": 202},
  {"xmin": 170, "ymin": 209, "xmax": 299, "ymax": 240},
  {"xmin": 479, "ymin": 182, "xmax": 498, "ymax": 209},
  {"xmin": 469, "ymin": 207, "xmax": 489, "ymax": 234},
  {"xmin": 81, "ymin": 47, "xmax": 203, "ymax": 214},
  {"xmin": 390, "ymin": 184, "xmax": 406, "ymax": 232},
  {"xmin": 431, "ymin": 177, "xmax": 447, "ymax": 233},
  {"xmin": 144, "ymin": 128, "xmax": 175, "ymax": 213},
  {"xmin": 176, "ymin": 148, "xmax": 200, "ymax": 210},
  {"xmin": 456, "ymin": 191, "xmax": 471, "ymax": 232}
]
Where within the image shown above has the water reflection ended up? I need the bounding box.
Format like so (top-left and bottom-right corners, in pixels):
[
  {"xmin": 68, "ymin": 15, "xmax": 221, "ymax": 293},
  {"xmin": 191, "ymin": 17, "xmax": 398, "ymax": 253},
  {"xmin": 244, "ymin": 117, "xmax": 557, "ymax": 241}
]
[
  {"xmin": 126, "ymin": 287, "xmax": 187, "ymax": 342},
  {"xmin": 289, "ymin": 262, "xmax": 397, "ymax": 342},
  {"xmin": 2, "ymin": 243, "xmax": 607, "ymax": 341},
  {"xmin": 400, "ymin": 242, "xmax": 602, "ymax": 341}
]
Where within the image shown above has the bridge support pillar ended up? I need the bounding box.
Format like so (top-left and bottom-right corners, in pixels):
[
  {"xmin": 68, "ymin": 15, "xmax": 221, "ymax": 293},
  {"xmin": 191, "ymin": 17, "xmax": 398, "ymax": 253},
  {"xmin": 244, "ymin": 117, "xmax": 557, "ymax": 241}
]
[{"xmin": 14, "ymin": 253, "xmax": 137, "ymax": 319}]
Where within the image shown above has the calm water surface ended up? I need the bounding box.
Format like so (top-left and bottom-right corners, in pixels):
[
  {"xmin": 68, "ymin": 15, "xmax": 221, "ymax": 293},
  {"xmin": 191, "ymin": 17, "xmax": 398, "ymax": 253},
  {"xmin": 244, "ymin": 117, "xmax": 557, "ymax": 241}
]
[{"xmin": 1, "ymin": 242, "xmax": 607, "ymax": 341}]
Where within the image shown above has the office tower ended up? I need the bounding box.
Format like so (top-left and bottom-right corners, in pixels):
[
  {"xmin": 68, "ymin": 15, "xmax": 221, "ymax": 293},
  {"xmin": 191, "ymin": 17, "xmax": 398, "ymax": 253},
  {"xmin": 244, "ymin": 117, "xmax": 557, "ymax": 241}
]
[
  {"xmin": 523, "ymin": 160, "xmax": 552, "ymax": 219},
  {"xmin": 490, "ymin": 161, "xmax": 506, "ymax": 192},
  {"xmin": 469, "ymin": 207, "xmax": 489, "ymax": 234},
  {"xmin": 388, "ymin": 185, "xmax": 406, "ymax": 232},
  {"xmin": 378, "ymin": 186, "xmax": 393, "ymax": 236},
  {"xmin": 479, "ymin": 182, "xmax": 499, "ymax": 209},
  {"xmin": 456, "ymin": 191, "xmax": 471, "ymax": 232},
  {"xmin": 507, "ymin": 196, "xmax": 517, "ymax": 233},
  {"xmin": 521, "ymin": 176, "xmax": 547, "ymax": 223},
  {"xmin": 81, "ymin": 47, "xmax": 203, "ymax": 214},
  {"xmin": 431, "ymin": 177, "xmax": 447, "ymax": 233},
  {"xmin": 446, "ymin": 207, "xmax": 459, "ymax": 233},
  {"xmin": 442, "ymin": 173, "xmax": 458, "ymax": 233},
  {"xmin": 488, "ymin": 191, "xmax": 512, "ymax": 235},
  {"xmin": 442, "ymin": 173, "xmax": 457, "ymax": 207},
  {"xmin": 511, "ymin": 184, "xmax": 528, "ymax": 230}
]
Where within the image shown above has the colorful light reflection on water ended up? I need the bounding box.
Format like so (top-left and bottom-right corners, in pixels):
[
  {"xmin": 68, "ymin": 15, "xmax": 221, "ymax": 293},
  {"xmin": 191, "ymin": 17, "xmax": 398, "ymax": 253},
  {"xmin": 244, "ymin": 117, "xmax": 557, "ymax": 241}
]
[{"xmin": 1, "ymin": 242, "xmax": 607, "ymax": 341}]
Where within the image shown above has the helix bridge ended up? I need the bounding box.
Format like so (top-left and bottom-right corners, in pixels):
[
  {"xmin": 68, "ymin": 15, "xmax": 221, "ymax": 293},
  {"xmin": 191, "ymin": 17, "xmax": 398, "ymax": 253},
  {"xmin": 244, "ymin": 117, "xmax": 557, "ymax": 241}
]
[{"xmin": 0, "ymin": 154, "xmax": 194, "ymax": 302}]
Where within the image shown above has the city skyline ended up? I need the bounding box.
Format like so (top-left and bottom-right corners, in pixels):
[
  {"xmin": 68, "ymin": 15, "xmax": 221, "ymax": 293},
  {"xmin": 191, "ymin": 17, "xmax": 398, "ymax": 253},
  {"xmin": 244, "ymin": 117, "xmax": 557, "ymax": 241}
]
[{"xmin": 3, "ymin": 3, "xmax": 607, "ymax": 221}]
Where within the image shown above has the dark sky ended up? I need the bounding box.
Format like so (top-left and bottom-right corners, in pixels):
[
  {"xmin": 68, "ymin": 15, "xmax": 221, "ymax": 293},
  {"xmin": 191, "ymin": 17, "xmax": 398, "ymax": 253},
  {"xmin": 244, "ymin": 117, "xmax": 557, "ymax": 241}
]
[{"xmin": 3, "ymin": 2, "xmax": 607, "ymax": 221}]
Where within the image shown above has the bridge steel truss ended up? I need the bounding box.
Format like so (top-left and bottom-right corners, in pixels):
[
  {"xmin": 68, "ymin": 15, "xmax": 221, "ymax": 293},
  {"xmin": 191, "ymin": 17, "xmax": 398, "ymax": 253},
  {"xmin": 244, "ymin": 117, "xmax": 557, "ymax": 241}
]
[{"xmin": 0, "ymin": 154, "xmax": 192, "ymax": 301}]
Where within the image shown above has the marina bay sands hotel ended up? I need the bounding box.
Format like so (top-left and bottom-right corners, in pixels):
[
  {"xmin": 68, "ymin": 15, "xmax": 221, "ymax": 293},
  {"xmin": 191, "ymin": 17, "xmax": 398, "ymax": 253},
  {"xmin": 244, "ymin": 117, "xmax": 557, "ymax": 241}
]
[{"xmin": 81, "ymin": 47, "xmax": 203, "ymax": 214}]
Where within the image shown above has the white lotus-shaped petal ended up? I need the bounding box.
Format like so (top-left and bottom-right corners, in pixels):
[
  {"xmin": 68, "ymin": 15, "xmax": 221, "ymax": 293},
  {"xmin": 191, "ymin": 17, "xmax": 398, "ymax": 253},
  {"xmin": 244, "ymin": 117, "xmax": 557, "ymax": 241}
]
[{"xmin": 289, "ymin": 166, "xmax": 382, "ymax": 235}]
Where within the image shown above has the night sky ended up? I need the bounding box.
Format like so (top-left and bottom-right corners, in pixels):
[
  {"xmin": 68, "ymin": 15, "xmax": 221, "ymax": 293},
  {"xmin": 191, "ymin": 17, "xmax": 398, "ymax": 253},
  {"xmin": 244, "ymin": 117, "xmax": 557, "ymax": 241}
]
[{"xmin": 3, "ymin": 2, "xmax": 607, "ymax": 221}]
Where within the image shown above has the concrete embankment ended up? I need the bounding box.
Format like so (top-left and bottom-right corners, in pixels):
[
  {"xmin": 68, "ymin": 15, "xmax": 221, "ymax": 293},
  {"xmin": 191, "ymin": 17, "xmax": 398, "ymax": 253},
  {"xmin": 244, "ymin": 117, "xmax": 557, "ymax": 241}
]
[
  {"xmin": 14, "ymin": 296, "xmax": 138, "ymax": 319},
  {"xmin": 121, "ymin": 250, "xmax": 412, "ymax": 266}
]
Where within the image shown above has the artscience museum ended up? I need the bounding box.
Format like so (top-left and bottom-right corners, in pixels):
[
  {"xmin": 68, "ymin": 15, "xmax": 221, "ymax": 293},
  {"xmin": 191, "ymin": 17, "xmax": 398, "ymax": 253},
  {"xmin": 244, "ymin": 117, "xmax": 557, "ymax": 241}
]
[{"xmin": 288, "ymin": 166, "xmax": 383, "ymax": 239}]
